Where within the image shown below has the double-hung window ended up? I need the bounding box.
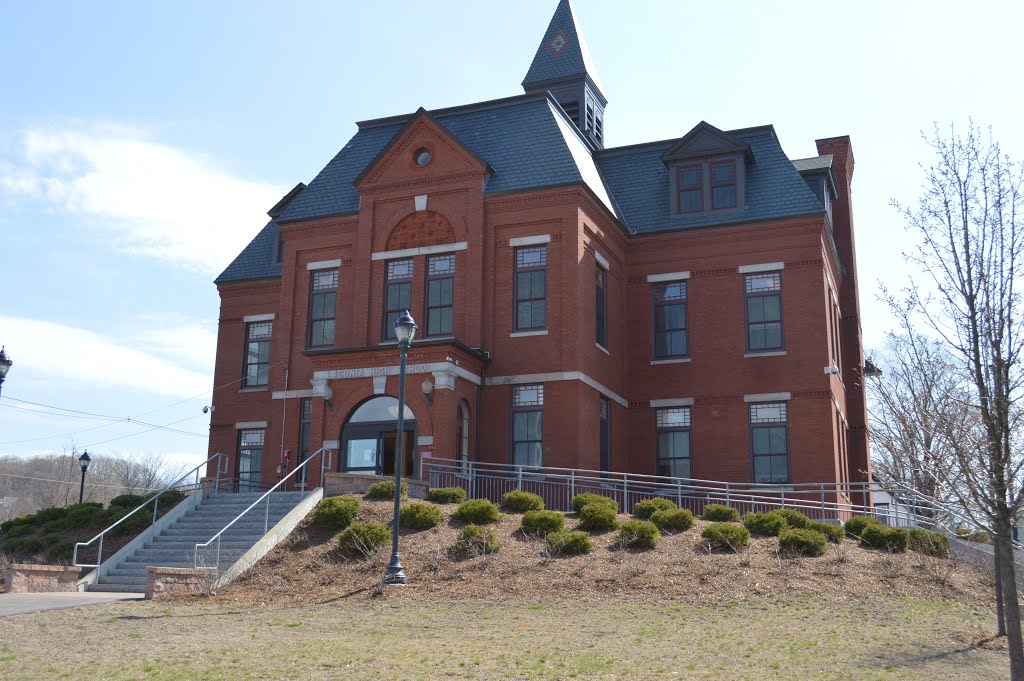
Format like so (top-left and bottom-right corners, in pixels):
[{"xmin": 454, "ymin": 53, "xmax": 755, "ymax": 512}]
[
  {"xmin": 243, "ymin": 321, "xmax": 272, "ymax": 388},
  {"xmin": 750, "ymin": 402, "xmax": 789, "ymax": 484},
  {"xmin": 237, "ymin": 428, "xmax": 265, "ymax": 493},
  {"xmin": 383, "ymin": 259, "xmax": 414, "ymax": 341},
  {"xmin": 308, "ymin": 269, "xmax": 337, "ymax": 348},
  {"xmin": 710, "ymin": 159, "xmax": 737, "ymax": 209},
  {"xmin": 656, "ymin": 407, "xmax": 691, "ymax": 479},
  {"xmin": 745, "ymin": 272, "xmax": 783, "ymax": 351},
  {"xmin": 595, "ymin": 266, "xmax": 608, "ymax": 348},
  {"xmin": 599, "ymin": 397, "xmax": 611, "ymax": 472},
  {"xmin": 425, "ymin": 254, "xmax": 455, "ymax": 337},
  {"xmin": 514, "ymin": 246, "xmax": 547, "ymax": 331},
  {"xmin": 511, "ymin": 385, "xmax": 543, "ymax": 467},
  {"xmin": 298, "ymin": 398, "xmax": 312, "ymax": 486},
  {"xmin": 652, "ymin": 280, "xmax": 688, "ymax": 358},
  {"xmin": 678, "ymin": 164, "xmax": 703, "ymax": 213}
]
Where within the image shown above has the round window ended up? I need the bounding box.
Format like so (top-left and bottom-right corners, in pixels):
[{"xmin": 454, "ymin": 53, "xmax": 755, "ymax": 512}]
[{"xmin": 414, "ymin": 149, "xmax": 431, "ymax": 167}]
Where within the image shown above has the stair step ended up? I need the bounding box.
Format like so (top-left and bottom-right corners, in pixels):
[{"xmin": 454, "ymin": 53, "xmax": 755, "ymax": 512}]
[
  {"xmin": 147, "ymin": 540, "xmax": 254, "ymax": 550},
  {"xmin": 98, "ymin": 575, "xmax": 148, "ymax": 585},
  {"xmin": 87, "ymin": 584, "xmax": 146, "ymax": 593}
]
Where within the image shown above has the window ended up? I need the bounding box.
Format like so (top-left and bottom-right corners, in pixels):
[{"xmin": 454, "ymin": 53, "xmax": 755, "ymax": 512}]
[
  {"xmin": 678, "ymin": 164, "xmax": 703, "ymax": 213},
  {"xmin": 511, "ymin": 385, "xmax": 543, "ymax": 467},
  {"xmin": 237, "ymin": 428, "xmax": 265, "ymax": 492},
  {"xmin": 298, "ymin": 398, "xmax": 312, "ymax": 486},
  {"xmin": 710, "ymin": 159, "xmax": 737, "ymax": 209},
  {"xmin": 243, "ymin": 321, "xmax": 272, "ymax": 387},
  {"xmin": 514, "ymin": 246, "xmax": 547, "ymax": 331},
  {"xmin": 599, "ymin": 397, "xmax": 611, "ymax": 472},
  {"xmin": 750, "ymin": 401, "xmax": 789, "ymax": 484},
  {"xmin": 383, "ymin": 259, "xmax": 414, "ymax": 340},
  {"xmin": 594, "ymin": 113, "xmax": 603, "ymax": 143},
  {"xmin": 656, "ymin": 407, "xmax": 691, "ymax": 479},
  {"xmin": 425, "ymin": 254, "xmax": 455, "ymax": 337},
  {"xmin": 745, "ymin": 272, "xmax": 783, "ymax": 351},
  {"xmin": 308, "ymin": 269, "xmax": 337, "ymax": 348},
  {"xmin": 595, "ymin": 266, "xmax": 607, "ymax": 348},
  {"xmin": 652, "ymin": 280, "xmax": 687, "ymax": 358},
  {"xmin": 457, "ymin": 401, "xmax": 470, "ymax": 471}
]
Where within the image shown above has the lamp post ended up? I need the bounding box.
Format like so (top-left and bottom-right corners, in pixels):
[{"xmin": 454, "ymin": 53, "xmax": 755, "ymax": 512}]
[
  {"xmin": 0, "ymin": 346, "xmax": 12, "ymax": 398},
  {"xmin": 78, "ymin": 451, "xmax": 91, "ymax": 504},
  {"xmin": 384, "ymin": 309, "xmax": 417, "ymax": 586}
]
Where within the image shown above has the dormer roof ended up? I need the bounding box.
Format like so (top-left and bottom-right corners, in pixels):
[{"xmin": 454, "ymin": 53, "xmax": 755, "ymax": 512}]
[
  {"xmin": 267, "ymin": 182, "xmax": 306, "ymax": 218},
  {"xmin": 660, "ymin": 121, "xmax": 754, "ymax": 165}
]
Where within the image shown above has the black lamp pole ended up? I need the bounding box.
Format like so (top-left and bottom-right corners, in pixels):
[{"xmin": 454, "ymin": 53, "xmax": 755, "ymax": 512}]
[
  {"xmin": 78, "ymin": 451, "xmax": 91, "ymax": 504},
  {"xmin": 0, "ymin": 346, "xmax": 12, "ymax": 399},
  {"xmin": 384, "ymin": 310, "xmax": 417, "ymax": 586}
]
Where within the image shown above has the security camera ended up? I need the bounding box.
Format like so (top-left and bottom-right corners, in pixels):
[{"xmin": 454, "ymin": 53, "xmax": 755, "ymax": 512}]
[
  {"xmin": 823, "ymin": 366, "xmax": 840, "ymax": 375},
  {"xmin": 202, "ymin": 405, "xmax": 215, "ymax": 414}
]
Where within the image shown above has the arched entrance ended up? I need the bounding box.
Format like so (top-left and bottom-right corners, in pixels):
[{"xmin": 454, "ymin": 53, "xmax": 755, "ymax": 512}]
[{"xmin": 341, "ymin": 397, "xmax": 416, "ymax": 477}]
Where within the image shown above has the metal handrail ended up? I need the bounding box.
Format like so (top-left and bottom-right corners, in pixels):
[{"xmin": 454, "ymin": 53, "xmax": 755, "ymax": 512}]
[
  {"xmin": 192, "ymin": 446, "xmax": 331, "ymax": 570},
  {"xmin": 73, "ymin": 451, "xmax": 228, "ymax": 568}
]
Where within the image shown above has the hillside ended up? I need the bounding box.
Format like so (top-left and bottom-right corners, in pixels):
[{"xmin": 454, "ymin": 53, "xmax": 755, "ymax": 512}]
[{"xmin": 219, "ymin": 497, "xmax": 999, "ymax": 610}]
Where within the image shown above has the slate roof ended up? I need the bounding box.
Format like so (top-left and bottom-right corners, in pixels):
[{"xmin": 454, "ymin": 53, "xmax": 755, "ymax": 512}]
[
  {"xmin": 521, "ymin": 0, "xmax": 605, "ymax": 97},
  {"xmin": 595, "ymin": 127, "xmax": 826, "ymax": 234},
  {"xmin": 215, "ymin": 219, "xmax": 282, "ymax": 284},
  {"xmin": 792, "ymin": 154, "xmax": 833, "ymax": 172}
]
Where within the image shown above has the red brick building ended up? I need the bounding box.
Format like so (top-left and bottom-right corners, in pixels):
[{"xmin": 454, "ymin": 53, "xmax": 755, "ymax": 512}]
[{"xmin": 207, "ymin": 0, "xmax": 870, "ymax": 493}]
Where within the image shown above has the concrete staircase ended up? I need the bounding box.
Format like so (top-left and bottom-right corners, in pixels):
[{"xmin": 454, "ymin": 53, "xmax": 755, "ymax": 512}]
[{"xmin": 87, "ymin": 491, "xmax": 309, "ymax": 593}]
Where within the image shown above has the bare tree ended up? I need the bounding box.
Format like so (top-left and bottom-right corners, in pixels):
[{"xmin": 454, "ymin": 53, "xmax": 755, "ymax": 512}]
[
  {"xmin": 891, "ymin": 121, "xmax": 1024, "ymax": 677},
  {"xmin": 867, "ymin": 327, "xmax": 972, "ymax": 508},
  {"xmin": 99, "ymin": 451, "xmax": 187, "ymax": 495}
]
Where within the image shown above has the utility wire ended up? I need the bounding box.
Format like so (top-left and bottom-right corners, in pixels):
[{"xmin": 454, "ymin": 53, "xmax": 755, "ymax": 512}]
[{"xmin": 0, "ymin": 471, "xmax": 168, "ymax": 491}]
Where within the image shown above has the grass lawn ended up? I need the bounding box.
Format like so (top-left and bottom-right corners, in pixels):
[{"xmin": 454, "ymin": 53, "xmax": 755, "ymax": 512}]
[{"xmin": 0, "ymin": 595, "xmax": 1008, "ymax": 680}]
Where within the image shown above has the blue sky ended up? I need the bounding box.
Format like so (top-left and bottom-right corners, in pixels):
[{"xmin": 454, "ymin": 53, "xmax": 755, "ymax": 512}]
[{"xmin": 1, "ymin": 0, "xmax": 1022, "ymax": 470}]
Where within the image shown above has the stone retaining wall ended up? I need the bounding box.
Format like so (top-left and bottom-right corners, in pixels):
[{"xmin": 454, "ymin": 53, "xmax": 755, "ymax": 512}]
[
  {"xmin": 2, "ymin": 564, "xmax": 80, "ymax": 593},
  {"xmin": 323, "ymin": 472, "xmax": 427, "ymax": 499},
  {"xmin": 145, "ymin": 566, "xmax": 217, "ymax": 600}
]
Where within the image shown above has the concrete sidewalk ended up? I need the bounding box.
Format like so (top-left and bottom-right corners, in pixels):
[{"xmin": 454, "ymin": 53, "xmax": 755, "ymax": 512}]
[{"xmin": 0, "ymin": 592, "xmax": 143, "ymax": 617}]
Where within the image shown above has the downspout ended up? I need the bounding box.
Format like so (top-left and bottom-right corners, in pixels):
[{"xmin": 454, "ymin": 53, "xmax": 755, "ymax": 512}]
[
  {"xmin": 474, "ymin": 351, "xmax": 490, "ymax": 463},
  {"xmin": 280, "ymin": 363, "xmax": 289, "ymax": 474}
]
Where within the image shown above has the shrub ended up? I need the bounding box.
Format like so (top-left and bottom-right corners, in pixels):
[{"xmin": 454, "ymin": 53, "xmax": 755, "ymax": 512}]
[
  {"xmin": 520, "ymin": 510, "xmax": 565, "ymax": 537},
  {"xmin": 701, "ymin": 523, "xmax": 750, "ymax": 551},
  {"xmin": 425, "ymin": 487, "xmax": 467, "ymax": 504},
  {"xmin": 365, "ymin": 481, "xmax": 408, "ymax": 500},
  {"xmin": 743, "ymin": 511, "xmax": 788, "ymax": 537},
  {"xmin": 46, "ymin": 539, "xmax": 75, "ymax": 562},
  {"xmin": 633, "ymin": 497, "xmax": 676, "ymax": 520},
  {"xmin": 545, "ymin": 530, "xmax": 594, "ymax": 556},
  {"xmin": 399, "ymin": 503, "xmax": 444, "ymax": 531},
  {"xmin": 501, "ymin": 491, "xmax": 545, "ymax": 513},
  {"xmin": 64, "ymin": 503, "xmax": 104, "ymax": 529},
  {"xmin": 860, "ymin": 524, "xmax": 909, "ymax": 552},
  {"xmin": 337, "ymin": 522, "xmax": 390, "ymax": 558},
  {"xmin": 578, "ymin": 501, "xmax": 618, "ymax": 532},
  {"xmin": 844, "ymin": 515, "xmax": 880, "ymax": 538},
  {"xmin": 617, "ymin": 519, "xmax": 660, "ymax": 550},
  {"xmin": 454, "ymin": 499, "xmax": 501, "ymax": 525},
  {"xmin": 960, "ymin": 530, "xmax": 991, "ymax": 544},
  {"xmin": 160, "ymin": 489, "xmax": 186, "ymax": 507},
  {"xmin": 806, "ymin": 520, "xmax": 844, "ymax": 544},
  {"xmin": 42, "ymin": 519, "xmax": 68, "ymax": 534},
  {"xmin": 774, "ymin": 509, "xmax": 811, "ymax": 529},
  {"xmin": 312, "ymin": 496, "xmax": 361, "ymax": 530},
  {"xmin": 650, "ymin": 508, "xmax": 694, "ymax": 534},
  {"xmin": 571, "ymin": 493, "xmax": 618, "ymax": 515},
  {"xmin": 34, "ymin": 507, "xmax": 68, "ymax": 524},
  {"xmin": 111, "ymin": 511, "xmax": 151, "ymax": 537},
  {"xmin": 5, "ymin": 538, "xmax": 45, "ymax": 556},
  {"xmin": 110, "ymin": 494, "xmax": 147, "ymax": 509},
  {"xmin": 779, "ymin": 528, "xmax": 828, "ymax": 557},
  {"xmin": 909, "ymin": 528, "xmax": 950, "ymax": 558},
  {"xmin": 5, "ymin": 524, "xmax": 33, "ymax": 538},
  {"xmin": 453, "ymin": 524, "xmax": 501, "ymax": 557},
  {"xmin": 701, "ymin": 504, "xmax": 740, "ymax": 523}
]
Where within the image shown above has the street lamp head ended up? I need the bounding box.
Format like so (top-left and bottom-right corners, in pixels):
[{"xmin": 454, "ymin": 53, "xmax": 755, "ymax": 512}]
[
  {"xmin": 0, "ymin": 346, "xmax": 12, "ymax": 381},
  {"xmin": 394, "ymin": 310, "xmax": 418, "ymax": 346},
  {"xmin": 79, "ymin": 451, "xmax": 91, "ymax": 473}
]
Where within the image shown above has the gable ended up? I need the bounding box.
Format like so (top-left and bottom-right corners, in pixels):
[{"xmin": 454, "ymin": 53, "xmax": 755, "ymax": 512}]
[
  {"xmin": 354, "ymin": 109, "xmax": 490, "ymax": 192},
  {"xmin": 661, "ymin": 121, "xmax": 752, "ymax": 164}
]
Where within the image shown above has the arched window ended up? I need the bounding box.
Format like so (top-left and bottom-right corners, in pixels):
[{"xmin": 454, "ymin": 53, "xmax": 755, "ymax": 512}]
[{"xmin": 457, "ymin": 401, "xmax": 470, "ymax": 470}]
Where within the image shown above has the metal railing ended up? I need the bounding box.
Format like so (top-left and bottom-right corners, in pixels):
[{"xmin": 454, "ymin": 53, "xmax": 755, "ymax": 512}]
[
  {"xmin": 421, "ymin": 457, "xmax": 980, "ymax": 537},
  {"xmin": 74, "ymin": 452, "xmax": 228, "ymax": 568},
  {"xmin": 192, "ymin": 447, "xmax": 332, "ymax": 571}
]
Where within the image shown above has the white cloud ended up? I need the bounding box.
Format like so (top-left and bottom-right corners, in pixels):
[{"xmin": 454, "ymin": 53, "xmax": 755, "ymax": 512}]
[
  {"xmin": 0, "ymin": 314, "xmax": 212, "ymax": 398},
  {"xmin": 0, "ymin": 126, "xmax": 286, "ymax": 274}
]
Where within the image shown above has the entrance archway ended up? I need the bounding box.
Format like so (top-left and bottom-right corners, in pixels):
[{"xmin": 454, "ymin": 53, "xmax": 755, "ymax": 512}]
[{"xmin": 340, "ymin": 397, "xmax": 416, "ymax": 477}]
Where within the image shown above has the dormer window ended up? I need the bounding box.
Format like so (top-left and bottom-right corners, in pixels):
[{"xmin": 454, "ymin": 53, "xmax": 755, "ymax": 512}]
[
  {"xmin": 678, "ymin": 165, "xmax": 703, "ymax": 213},
  {"xmin": 710, "ymin": 160, "xmax": 737, "ymax": 209}
]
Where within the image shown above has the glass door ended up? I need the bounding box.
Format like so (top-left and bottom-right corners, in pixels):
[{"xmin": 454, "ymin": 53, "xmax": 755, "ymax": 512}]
[{"xmin": 380, "ymin": 430, "xmax": 416, "ymax": 477}]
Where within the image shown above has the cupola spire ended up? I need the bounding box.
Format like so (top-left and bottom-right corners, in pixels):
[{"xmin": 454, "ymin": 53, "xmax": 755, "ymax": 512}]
[{"xmin": 522, "ymin": 0, "xmax": 608, "ymax": 148}]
